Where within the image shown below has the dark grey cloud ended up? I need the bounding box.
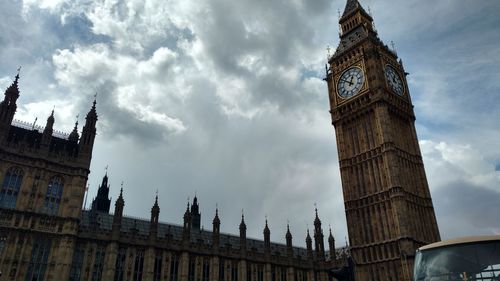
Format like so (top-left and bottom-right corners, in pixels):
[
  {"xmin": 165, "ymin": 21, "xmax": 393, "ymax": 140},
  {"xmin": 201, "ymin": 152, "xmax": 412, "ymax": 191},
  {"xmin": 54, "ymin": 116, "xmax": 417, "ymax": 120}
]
[{"xmin": 434, "ymin": 181, "xmax": 500, "ymax": 239}]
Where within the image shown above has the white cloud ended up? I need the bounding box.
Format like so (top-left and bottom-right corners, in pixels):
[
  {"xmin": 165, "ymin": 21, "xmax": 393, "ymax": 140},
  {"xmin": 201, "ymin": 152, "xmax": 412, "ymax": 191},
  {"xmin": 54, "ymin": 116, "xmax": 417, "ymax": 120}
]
[{"xmin": 421, "ymin": 140, "xmax": 500, "ymax": 192}]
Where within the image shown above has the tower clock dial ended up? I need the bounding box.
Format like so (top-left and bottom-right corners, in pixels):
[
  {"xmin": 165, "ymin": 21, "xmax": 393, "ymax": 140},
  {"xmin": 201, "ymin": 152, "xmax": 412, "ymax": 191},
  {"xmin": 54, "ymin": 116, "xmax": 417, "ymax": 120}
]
[
  {"xmin": 385, "ymin": 65, "xmax": 405, "ymax": 96},
  {"xmin": 337, "ymin": 67, "xmax": 365, "ymax": 99}
]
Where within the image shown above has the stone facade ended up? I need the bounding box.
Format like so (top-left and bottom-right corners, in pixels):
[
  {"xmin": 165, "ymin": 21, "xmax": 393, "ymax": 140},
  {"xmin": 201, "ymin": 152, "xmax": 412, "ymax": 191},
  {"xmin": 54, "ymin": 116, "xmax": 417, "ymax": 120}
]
[
  {"xmin": 0, "ymin": 73, "xmax": 348, "ymax": 281},
  {"xmin": 325, "ymin": 1, "xmax": 441, "ymax": 280}
]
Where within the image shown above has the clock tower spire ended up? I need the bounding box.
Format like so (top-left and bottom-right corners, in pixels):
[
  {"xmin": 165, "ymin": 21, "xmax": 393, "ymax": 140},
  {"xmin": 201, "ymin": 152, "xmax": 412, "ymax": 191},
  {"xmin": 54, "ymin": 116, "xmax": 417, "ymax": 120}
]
[{"xmin": 325, "ymin": 1, "xmax": 440, "ymax": 280}]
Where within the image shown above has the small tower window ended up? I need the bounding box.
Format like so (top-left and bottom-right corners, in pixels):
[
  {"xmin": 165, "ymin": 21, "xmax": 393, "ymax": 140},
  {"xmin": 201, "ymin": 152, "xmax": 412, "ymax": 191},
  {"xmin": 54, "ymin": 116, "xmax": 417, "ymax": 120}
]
[
  {"xmin": 43, "ymin": 176, "xmax": 64, "ymax": 215},
  {"xmin": 0, "ymin": 167, "xmax": 24, "ymax": 209}
]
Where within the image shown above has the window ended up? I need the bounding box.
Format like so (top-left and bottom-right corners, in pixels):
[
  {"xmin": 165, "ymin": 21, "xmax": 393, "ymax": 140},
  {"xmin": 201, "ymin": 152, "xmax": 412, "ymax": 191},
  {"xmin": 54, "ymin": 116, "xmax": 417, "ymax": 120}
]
[
  {"xmin": 0, "ymin": 167, "xmax": 23, "ymax": 209},
  {"xmin": 69, "ymin": 245, "xmax": 85, "ymax": 281},
  {"xmin": 202, "ymin": 259, "xmax": 210, "ymax": 281},
  {"xmin": 219, "ymin": 259, "xmax": 225, "ymax": 281},
  {"xmin": 257, "ymin": 265, "xmax": 264, "ymax": 281},
  {"xmin": 281, "ymin": 268, "xmax": 287, "ymax": 281},
  {"xmin": 114, "ymin": 247, "xmax": 126, "ymax": 281},
  {"xmin": 153, "ymin": 251, "xmax": 163, "ymax": 281},
  {"xmin": 43, "ymin": 176, "xmax": 64, "ymax": 215},
  {"xmin": 170, "ymin": 254, "xmax": 179, "ymax": 281},
  {"xmin": 188, "ymin": 256, "xmax": 195, "ymax": 281},
  {"xmin": 133, "ymin": 249, "xmax": 145, "ymax": 281},
  {"xmin": 231, "ymin": 261, "xmax": 238, "ymax": 281},
  {"xmin": 246, "ymin": 264, "xmax": 251, "ymax": 281},
  {"xmin": 25, "ymin": 238, "xmax": 51, "ymax": 281},
  {"xmin": 91, "ymin": 246, "xmax": 106, "ymax": 281}
]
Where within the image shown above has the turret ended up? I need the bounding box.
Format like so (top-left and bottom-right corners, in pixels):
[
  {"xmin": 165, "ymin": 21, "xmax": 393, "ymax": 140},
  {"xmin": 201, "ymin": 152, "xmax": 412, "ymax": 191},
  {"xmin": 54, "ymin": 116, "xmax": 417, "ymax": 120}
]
[
  {"xmin": 286, "ymin": 224, "xmax": 293, "ymax": 257},
  {"xmin": 182, "ymin": 202, "xmax": 191, "ymax": 242},
  {"xmin": 90, "ymin": 173, "xmax": 112, "ymax": 213},
  {"xmin": 190, "ymin": 196, "xmax": 201, "ymax": 230},
  {"xmin": 212, "ymin": 207, "xmax": 220, "ymax": 249},
  {"xmin": 68, "ymin": 120, "xmax": 79, "ymax": 143},
  {"xmin": 41, "ymin": 110, "xmax": 54, "ymax": 145},
  {"xmin": 79, "ymin": 98, "xmax": 98, "ymax": 161},
  {"xmin": 313, "ymin": 208, "xmax": 325, "ymax": 259},
  {"xmin": 112, "ymin": 187, "xmax": 125, "ymax": 239},
  {"xmin": 263, "ymin": 219, "xmax": 270, "ymax": 254},
  {"xmin": 150, "ymin": 195, "xmax": 160, "ymax": 241},
  {"xmin": 306, "ymin": 229, "xmax": 313, "ymax": 259},
  {"xmin": 0, "ymin": 71, "xmax": 20, "ymax": 125},
  {"xmin": 328, "ymin": 227, "xmax": 336, "ymax": 260},
  {"xmin": 239, "ymin": 212, "xmax": 247, "ymax": 251}
]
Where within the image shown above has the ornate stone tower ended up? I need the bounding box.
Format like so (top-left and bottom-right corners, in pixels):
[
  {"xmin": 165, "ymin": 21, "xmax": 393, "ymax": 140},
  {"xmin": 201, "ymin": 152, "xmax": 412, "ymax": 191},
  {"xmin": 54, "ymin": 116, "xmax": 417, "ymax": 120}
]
[
  {"xmin": 325, "ymin": 1, "xmax": 441, "ymax": 280},
  {"xmin": 0, "ymin": 70, "xmax": 98, "ymax": 280}
]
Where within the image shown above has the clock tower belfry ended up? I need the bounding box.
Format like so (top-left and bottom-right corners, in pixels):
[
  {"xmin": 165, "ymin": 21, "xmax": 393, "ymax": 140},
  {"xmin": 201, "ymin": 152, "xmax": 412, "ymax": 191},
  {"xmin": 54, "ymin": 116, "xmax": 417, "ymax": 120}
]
[{"xmin": 325, "ymin": 1, "xmax": 440, "ymax": 280}]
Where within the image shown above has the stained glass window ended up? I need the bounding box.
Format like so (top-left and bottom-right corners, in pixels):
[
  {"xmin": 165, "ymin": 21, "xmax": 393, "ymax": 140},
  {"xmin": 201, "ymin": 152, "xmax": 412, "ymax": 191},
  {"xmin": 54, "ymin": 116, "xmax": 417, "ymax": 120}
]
[
  {"xmin": 43, "ymin": 176, "xmax": 64, "ymax": 215},
  {"xmin": 0, "ymin": 167, "xmax": 23, "ymax": 209}
]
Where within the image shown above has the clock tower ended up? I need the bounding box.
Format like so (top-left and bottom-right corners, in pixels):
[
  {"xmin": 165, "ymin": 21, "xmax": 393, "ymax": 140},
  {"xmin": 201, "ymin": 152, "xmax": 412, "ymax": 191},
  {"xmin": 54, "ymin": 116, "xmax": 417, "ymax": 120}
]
[{"xmin": 325, "ymin": 1, "xmax": 440, "ymax": 280}]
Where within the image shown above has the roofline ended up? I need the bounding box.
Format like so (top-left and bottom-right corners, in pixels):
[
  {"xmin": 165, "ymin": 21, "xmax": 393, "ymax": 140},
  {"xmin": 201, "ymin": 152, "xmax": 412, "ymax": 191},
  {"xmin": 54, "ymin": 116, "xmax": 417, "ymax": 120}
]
[{"xmin": 418, "ymin": 235, "xmax": 500, "ymax": 251}]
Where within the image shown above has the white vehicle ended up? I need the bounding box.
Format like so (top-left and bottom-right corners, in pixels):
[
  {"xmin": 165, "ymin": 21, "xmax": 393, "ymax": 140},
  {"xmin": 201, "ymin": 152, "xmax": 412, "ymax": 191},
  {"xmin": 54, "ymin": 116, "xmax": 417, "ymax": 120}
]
[{"xmin": 414, "ymin": 236, "xmax": 500, "ymax": 280}]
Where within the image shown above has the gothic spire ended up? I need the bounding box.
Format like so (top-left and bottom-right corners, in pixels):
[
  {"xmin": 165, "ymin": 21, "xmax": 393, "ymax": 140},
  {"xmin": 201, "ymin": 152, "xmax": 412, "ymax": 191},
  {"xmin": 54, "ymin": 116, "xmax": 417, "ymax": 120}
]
[
  {"xmin": 151, "ymin": 194, "xmax": 160, "ymax": 215},
  {"xmin": 286, "ymin": 223, "xmax": 293, "ymax": 248},
  {"xmin": 239, "ymin": 212, "xmax": 246, "ymax": 231},
  {"xmin": 264, "ymin": 218, "xmax": 271, "ymax": 251},
  {"xmin": 190, "ymin": 194, "xmax": 201, "ymax": 230},
  {"xmin": 80, "ymin": 97, "xmax": 98, "ymax": 150},
  {"xmin": 213, "ymin": 206, "xmax": 220, "ymax": 226},
  {"xmin": 116, "ymin": 185, "xmax": 124, "ymax": 207},
  {"xmin": 340, "ymin": 0, "xmax": 368, "ymax": 20},
  {"xmin": 112, "ymin": 183, "xmax": 125, "ymax": 238},
  {"xmin": 91, "ymin": 173, "xmax": 111, "ymax": 213},
  {"xmin": 3, "ymin": 69, "xmax": 20, "ymax": 103},
  {"xmin": 314, "ymin": 207, "xmax": 322, "ymax": 228},
  {"xmin": 42, "ymin": 109, "xmax": 55, "ymax": 144},
  {"xmin": 68, "ymin": 119, "xmax": 79, "ymax": 142},
  {"xmin": 212, "ymin": 206, "xmax": 220, "ymax": 249},
  {"xmin": 306, "ymin": 228, "xmax": 313, "ymax": 258},
  {"xmin": 328, "ymin": 226, "xmax": 336, "ymax": 260}
]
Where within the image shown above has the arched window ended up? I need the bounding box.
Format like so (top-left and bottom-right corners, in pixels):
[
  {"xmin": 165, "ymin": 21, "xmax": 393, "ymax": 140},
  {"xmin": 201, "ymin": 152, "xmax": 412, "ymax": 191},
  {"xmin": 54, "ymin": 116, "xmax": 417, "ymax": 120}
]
[
  {"xmin": 0, "ymin": 167, "xmax": 24, "ymax": 209},
  {"xmin": 43, "ymin": 176, "xmax": 64, "ymax": 215}
]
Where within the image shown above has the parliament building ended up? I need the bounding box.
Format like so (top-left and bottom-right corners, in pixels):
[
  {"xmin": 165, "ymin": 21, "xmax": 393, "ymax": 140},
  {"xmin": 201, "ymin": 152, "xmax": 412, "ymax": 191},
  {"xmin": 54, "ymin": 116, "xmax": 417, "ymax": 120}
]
[{"xmin": 0, "ymin": 0, "xmax": 440, "ymax": 281}]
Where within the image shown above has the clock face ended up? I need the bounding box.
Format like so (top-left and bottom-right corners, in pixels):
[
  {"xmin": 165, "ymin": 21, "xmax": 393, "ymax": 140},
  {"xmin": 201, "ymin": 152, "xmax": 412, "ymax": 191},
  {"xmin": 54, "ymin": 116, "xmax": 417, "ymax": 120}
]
[
  {"xmin": 385, "ymin": 65, "xmax": 405, "ymax": 96},
  {"xmin": 337, "ymin": 67, "xmax": 365, "ymax": 99}
]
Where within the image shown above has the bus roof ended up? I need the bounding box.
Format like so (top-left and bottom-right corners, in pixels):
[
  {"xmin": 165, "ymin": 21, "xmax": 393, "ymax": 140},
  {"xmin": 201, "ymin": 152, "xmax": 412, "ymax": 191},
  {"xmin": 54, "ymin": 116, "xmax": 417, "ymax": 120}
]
[{"xmin": 419, "ymin": 235, "xmax": 500, "ymax": 251}]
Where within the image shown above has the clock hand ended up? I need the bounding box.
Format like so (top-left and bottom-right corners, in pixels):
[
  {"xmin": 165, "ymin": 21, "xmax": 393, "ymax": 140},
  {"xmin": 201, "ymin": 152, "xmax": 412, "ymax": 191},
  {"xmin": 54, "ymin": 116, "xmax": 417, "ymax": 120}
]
[{"xmin": 340, "ymin": 78, "xmax": 354, "ymax": 86}]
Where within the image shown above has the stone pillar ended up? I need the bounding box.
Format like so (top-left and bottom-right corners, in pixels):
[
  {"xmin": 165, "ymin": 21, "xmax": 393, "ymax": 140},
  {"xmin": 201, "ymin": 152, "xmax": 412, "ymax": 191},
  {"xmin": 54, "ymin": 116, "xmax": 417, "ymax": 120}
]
[
  {"xmin": 51, "ymin": 237, "xmax": 76, "ymax": 280},
  {"xmin": 238, "ymin": 260, "xmax": 247, "ymax": 281},
  {"xmin": 179, "ymin": 252, "xmax": 190, "ymax": 281},
  {"xmin": 144, "ymin": 247, "xmax": 156, "ymax": 281},
  {"xmin": 286, "ymin": 268, "xmax": 294, "ymax": 281},
  {"xmin": 102, "ymin": 242, "xmax": 118, "ymax": 281},
  {"xmin": 265, "ymin": 264, "xmax": 272, "ymax": 281},
  {"xmin": 210, "ymin": 256, "xmax": 219, "ymax": 281}
]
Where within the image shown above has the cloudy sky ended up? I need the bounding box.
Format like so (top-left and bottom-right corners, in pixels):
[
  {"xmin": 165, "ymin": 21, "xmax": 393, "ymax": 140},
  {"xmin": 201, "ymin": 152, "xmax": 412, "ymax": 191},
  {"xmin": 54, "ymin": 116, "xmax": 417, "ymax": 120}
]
[{"xmin": 1, "ymin": 0, "xmax": 500, "ymax": 246}]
